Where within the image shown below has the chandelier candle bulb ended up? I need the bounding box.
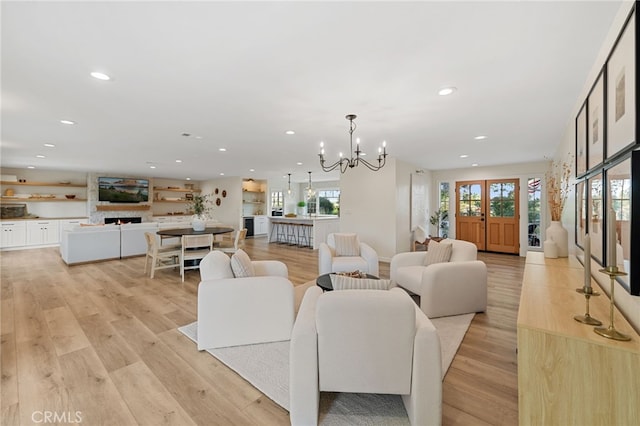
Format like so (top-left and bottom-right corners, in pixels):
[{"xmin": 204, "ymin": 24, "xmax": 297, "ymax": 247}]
[
  {"xmin": 584, "ymin": 234, "xmax": 591, "ymax": 290},
  {"xmin": 607, "ymin": 208, "xmax": 617, "ymax": 268}
]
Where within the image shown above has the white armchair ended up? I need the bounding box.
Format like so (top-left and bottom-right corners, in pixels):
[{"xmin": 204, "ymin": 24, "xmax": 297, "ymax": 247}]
[
  {"xmin": 318, "ymin": 233, "xmax": 379, "ymax": 276},
  {"xmin": 390, "ymin": 239, "xmax": 487, "ymax": 318},
  {"xmin": 197, "ymin": 250, "xmax": 294, "ymax": 350},
  {"xmin": 290, "ymin": 286, "xmax": 442, "ymax": 426}
]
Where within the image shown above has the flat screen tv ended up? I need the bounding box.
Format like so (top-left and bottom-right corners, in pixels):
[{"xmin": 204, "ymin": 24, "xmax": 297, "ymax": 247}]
[{"xmin": 98, "ymin": 177, "xmax": 149, "ymax": 203}]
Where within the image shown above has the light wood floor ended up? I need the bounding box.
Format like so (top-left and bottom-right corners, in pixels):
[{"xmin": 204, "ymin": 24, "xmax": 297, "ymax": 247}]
[{"xmin": 0, "ymin": 238, "xmax": 524, "ymax": 425}]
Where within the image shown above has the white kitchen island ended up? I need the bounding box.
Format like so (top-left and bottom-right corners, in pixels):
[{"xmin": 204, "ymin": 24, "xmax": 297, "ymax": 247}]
[{"xmin": 268, "ymin": 216, "xmax": 339, "ymax": 249}]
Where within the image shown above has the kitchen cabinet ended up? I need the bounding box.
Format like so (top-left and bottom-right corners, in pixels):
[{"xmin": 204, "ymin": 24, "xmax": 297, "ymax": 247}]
[
  {"xmin": 254, "ymin": 215, "xmax": 268, "ymax": 235},
  {"xmin": 1, "ymin": 221, "xmax": 26, "ymax": 248},
  {"xmin": 26, "ymin": 220, "xmax": 60, "ymax": 245}
]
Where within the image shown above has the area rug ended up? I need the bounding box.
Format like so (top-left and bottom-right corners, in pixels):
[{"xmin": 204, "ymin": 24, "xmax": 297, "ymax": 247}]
[{"xmin": 178, "ymin": 312, "xmax": 473, "ymax": 424}]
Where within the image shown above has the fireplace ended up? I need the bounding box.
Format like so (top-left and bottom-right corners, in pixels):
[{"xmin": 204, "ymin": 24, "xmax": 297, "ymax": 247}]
[{"xmin": 104, "ymin": 217, "xmax": 142, "ymax": 225}]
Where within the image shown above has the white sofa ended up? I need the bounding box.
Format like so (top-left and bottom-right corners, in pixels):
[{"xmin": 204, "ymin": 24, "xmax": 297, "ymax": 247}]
[
  {"xmin": 318, "ymin": 233, "xmax": 379, "ymax": 276},
  {"xmin": 60, "ymin": 222, "xmax": 163, "ymax": 264},
  {"xmin": 60, "ymin": 225, "xmax": 121, "ymax": 265},
  {"xmin": 120, "ymin": 222, "xmax": 160, "ymax": 257},
  {"xmin": 390, "ymin": 239, "xmax": 487, "ymax": 318},
  {"xmin": 196, "ymin": 250, "xmax": 294, "ymax": 350},
  {"xmin": 290, "ymin": 286, "xmax": 442, "ymax": 426}
]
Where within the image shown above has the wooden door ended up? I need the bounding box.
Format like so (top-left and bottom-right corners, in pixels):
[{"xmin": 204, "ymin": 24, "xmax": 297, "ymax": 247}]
[
  {"xmin": 456, "ymin": 179, "xmax": 520, "ymax": 254},
  {"xmin": 486, "ymin": 179, "xmax": 519, "ymax": 254},
  {"xmin": 456, "ymin": 181, "xmax": 485, "ymax": 250}
]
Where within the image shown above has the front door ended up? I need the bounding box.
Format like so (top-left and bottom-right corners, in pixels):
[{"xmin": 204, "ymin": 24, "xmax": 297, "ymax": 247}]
[
  {"xmin": 486, "ymin": 179, "xmax": 519, "ymax": 254},
  {"xmin": 456, "ymin": 179, "xmax": 520, "ymax": 254},
  {"xmin": 456, "ymin": 181, "xmax": 485, "ymax": 250}
]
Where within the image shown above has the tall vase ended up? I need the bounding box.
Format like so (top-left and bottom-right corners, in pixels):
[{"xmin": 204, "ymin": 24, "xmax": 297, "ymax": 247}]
[
  {"xmin": 546, "ymin": 220, "xmax": 568, "ymax": 257},
  {"xmin": 192, "ymin": 214, "xmax": 206, "ymax": 231}
]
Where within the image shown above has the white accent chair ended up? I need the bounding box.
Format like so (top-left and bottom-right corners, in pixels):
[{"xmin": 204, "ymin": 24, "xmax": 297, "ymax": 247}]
[
  {"xmin": 390, "ymin": 239, "xmax": 487, "ymax": 318},
  {"xmin": 196, "ymin": 250, "xmax": 294, "ymax": 350},
  {"xmin": 318, "ymin": 233, "xmax": 379, "ymax": 276},
  {"xmin": 290, "ymin": 286, "xmax": 442, "ymax": 426}
]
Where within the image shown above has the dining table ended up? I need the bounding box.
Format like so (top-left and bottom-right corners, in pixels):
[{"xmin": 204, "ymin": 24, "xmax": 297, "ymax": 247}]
[
  {"xmin": 156, "ymin": 226, "xmax": 235, "ymax": 238},
  {"xmin": 157, "ymin": 226, "xmax": 235, "ymax": 268}
]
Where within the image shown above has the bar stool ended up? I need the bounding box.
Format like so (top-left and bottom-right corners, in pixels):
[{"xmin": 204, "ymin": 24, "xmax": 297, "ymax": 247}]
[
  {"xmin": 276, "ymin": 222, "xmax": 287, "ymax": 243},
  {"xmin": 297, "ymin": 223, "xmax": 309, "ymax": 247},
  {"xmin": 286, "ymin": 222, "xmax": 299, "ymax": 245}
]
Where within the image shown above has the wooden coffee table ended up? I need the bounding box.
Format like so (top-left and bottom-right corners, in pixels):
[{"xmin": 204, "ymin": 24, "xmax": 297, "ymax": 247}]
[{"xmin": 316, "ymin": 273, "xmax": 379, "ymax": 291}]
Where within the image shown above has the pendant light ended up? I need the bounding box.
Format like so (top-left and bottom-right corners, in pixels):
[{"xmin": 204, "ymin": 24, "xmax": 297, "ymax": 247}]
[{"xmin": 306, "ymin": 171, "xmax": 315, "ymax": 198}]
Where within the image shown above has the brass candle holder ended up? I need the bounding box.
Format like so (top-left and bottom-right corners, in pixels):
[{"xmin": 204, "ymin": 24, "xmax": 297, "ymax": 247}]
[
  {"xmin": 594, "ymin": 266, "xmax": 631, "ymax": 341},
  {"xmin": 574, "ymin": 286, "xmax": 601, "ymax": 325}
]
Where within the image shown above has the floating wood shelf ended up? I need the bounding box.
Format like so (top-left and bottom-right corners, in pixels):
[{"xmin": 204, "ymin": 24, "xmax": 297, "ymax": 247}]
[
  {"xmin": 1, "ymin": 197, "xmax": 87, "ymax": 203},
  {"xmin": 0, "ymin": 181, "xmax": 86, "ymax": 188},
  {"xmin": 96, "ymin": 204, "xmax": 151, "ymax": 211},
  {"xmin": 153, "ymin": 187, "xmax": 200, "ymax": 193}
]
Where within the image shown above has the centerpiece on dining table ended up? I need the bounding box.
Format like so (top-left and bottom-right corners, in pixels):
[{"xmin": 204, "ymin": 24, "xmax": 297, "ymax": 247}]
[{"xmin": 188, "ymin": 193, "xmax": 213, "ymax": 231}]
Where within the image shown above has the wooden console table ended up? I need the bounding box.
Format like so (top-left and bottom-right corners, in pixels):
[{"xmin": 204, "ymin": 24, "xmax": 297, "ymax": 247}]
[{"xmin": 517, "ymin": 252, "xmax": 639, "ymax": 425}]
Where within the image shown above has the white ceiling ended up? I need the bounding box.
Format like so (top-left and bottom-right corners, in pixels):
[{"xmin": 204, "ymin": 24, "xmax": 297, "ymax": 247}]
[{"xmin": 1, "ymin": 1, "xmax": 623, "ymax": 184}]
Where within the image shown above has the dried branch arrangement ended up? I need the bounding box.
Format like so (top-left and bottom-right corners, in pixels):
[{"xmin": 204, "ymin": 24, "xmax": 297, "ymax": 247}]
[{"xmin": 545, "ymin": 155, "xmax": 573, "ymax": 221}]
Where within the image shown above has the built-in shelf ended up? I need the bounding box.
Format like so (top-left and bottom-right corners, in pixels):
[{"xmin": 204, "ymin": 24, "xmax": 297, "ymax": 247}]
[
  {"xmin": 1, "ymin": 197, "xmax": 86, "ymax": 202},
  {"xmin": 153, "ymin": 187, "xmax": 200, "ymax": 193},
  {"xmin": 96, "ymin": 205, "xmax": 151, "ymax": 211},
  {"xmin": 0, "ymin": 181, "xmax": 86, "ymax": 188},
  {"xmin": 154, "ymin": 200, "xmax": 190, "ymax": 204}
]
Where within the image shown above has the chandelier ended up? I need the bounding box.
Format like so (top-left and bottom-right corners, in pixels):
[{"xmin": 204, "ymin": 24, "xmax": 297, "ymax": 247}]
[
  {"xmin": 319, "ymin": 114, "xmax": 388, "ymax": 173},
  {"xmin": 306, "ymin": 171, "xmax": 315, "ymax": 198}
]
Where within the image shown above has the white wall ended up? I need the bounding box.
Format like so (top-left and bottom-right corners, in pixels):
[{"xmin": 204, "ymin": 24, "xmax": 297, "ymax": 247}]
[
  {"xmin": 201, "ymin": 176, "xmax": 243, "ymax": 230},
  {"xmin": 554, "ymin": 0, "xmax": 639, "ymax": 331},
  {"xmin": 432, "ymin": 161, "xmax": 547, "ymax": 257},
  {"xmin": 340, "ymin": 158, "xmax": 421, "ymax": 261}
]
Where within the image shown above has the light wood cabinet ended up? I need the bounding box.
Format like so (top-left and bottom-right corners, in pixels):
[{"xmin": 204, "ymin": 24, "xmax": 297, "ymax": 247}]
[{"xmin": 517, "ymin": 253, "xmax": 640, "ymax": 425}]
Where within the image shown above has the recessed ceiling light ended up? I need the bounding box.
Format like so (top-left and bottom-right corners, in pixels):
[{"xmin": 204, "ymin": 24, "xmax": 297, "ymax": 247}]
[
  {"xmin": 249, "ymin": 169, "xmax": 255, "ymax": 172},
  {"xmin": 36, "ymin": 154, "xmax": 46, "ymax": 158},
  {"xmin": 438, "ymin": 87, "xmax": 457, "ymax": 96},
  {"xmin": 220, "ymin": 173, "xmax": 225, "ymax": 176},
  {"xmin": 175, "ymin": 159, "xmax": 182, "ymax": 163},
  {"xmin": 60, "ymin": 120, "xmax": 76, "ymax": 125},
  {"xmin": 149, "ymin": 165, "xmax": 156, "ymax": 169},
  {"xmin": 474, "ymin": 135, "xmax": 487, "ymax": 140},
  {"xmin": 219, "ymin": 148, "xmax": 227, "ymax": 152},
  {"xmin": 296, "ymin": 162, "xmax": 303, "ymax": 166},
  {"xmin": 186, "ymin": 177, "xmax": 191, "ymax": 181},
  {"xmin": 27, "ymin": 165, "xmax": 35, "ymax": 169},
  {"xmin": 43, "ymin": 143, "xmax": 55, "ymax": 148},
  {"xmin": 459, "ymin": 154, "xmax": 469, "ymax": 158},
  {"xmin": 472, "ymin": 163, "xmax": 479, "ymax": 167},
  {"xmin": 195, "ymin": 136, "xmax": 202, "ymax": 140},
  {"xmin": 285, "ymin": 130, "xmax": 295, "ymax": 135},
  {"xmin": 90, "ymin": 71, "xmax": 111, "ymax": 81}
]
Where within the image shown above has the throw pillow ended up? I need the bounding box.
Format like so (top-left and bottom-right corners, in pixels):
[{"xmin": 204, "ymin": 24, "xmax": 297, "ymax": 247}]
[
  {"xmin": 333, "ymin": 233, "xmax": 360, "ymax": 256},
  {"xmin": 230, "ymin": 249, "xmax": 255, "ymax": 278},
  {"xmin": 330, "ymin": 274, "xmax": 393, "ymax": 290},
  {"xmin": 424, "ymin": 240, "xmax": 453, "ymax": 266}
]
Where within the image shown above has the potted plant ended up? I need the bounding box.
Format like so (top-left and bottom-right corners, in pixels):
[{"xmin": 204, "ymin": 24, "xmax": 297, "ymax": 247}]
[
  {"xmin": 297, "ymin": 200, "xmax": 306, "ymax": 216},
  {"xmin": 429, "ymin": 209, "xmax": 448, "ymax": 239},
  {"xmin": 189, "ymin": 193, "xmax": 212, "ymax": 231}
]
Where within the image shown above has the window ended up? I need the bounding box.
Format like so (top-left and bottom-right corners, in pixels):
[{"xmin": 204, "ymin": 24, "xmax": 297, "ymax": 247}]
[
  {"xmin": 439, "ymin": 182, "xmax": 450, "ymax": 238},
  {"xmin": 490, "ymin": 182, "xmax": 516, "ymax": 218},
  {"xmin": 610, "ymin": 177, "xmax": 631, "ymax": 221},
  {"xmin": 271, "ymin": 191, "xmax": 283, "ymax": 211},
  {"xmin": 307, "ymin": 189, "xmax": 340, "ymax": 216},
  {"xmin": 528, "ymin": 178, "xmax": 541, "ymax": 248}
]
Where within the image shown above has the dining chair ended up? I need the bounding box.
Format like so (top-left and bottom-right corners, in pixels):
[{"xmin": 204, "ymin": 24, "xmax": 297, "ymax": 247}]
[
  {"xmin": 217, "ymin": 228, "xmax": 247, "ymax": 255},
  {"xmin": 181, "ymin": 234, "xmax": 214, "ymax": 282},
  {"xmin": 144, "ymin": 232, "xmax": 182, "ymax": 279}
]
